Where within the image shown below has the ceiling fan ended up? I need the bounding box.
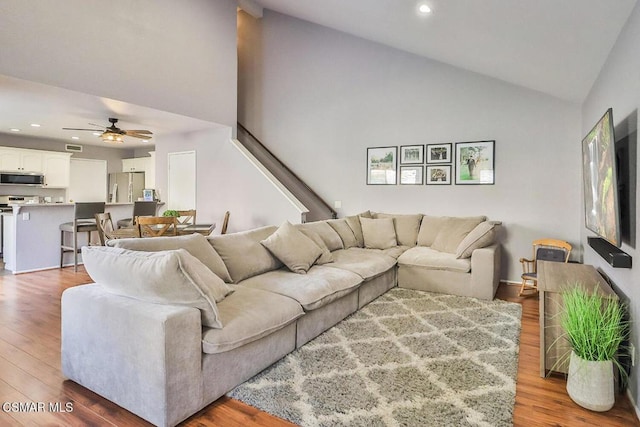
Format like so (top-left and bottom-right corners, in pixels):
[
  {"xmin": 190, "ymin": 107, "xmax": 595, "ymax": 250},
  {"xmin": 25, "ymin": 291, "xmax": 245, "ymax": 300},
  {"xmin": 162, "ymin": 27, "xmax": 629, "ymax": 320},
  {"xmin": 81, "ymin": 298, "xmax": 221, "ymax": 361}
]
[{"xmin": 63, "ymin": 117, "xmax": 153, "ymax": 143}]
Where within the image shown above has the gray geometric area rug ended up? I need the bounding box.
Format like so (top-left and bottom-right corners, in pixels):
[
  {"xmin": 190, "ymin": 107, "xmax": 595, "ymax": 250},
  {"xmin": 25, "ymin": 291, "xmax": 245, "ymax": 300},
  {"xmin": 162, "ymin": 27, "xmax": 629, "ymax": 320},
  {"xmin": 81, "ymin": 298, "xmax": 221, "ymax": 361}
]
[{"xmin": 228, "ymin": 288, "xmax": 522, "ymax": 427}]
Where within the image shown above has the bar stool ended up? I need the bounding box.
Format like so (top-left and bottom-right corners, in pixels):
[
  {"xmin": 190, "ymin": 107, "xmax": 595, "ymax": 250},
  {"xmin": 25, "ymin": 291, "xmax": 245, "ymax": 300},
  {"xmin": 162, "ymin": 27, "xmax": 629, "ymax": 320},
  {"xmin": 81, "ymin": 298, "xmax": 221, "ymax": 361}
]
[
  {"xmin": 116, "ymin": 201, "xmax": 158, "ymax": 229},
  {"xmin": 60, "ymin": 202, "xmax": 105, "ymax": 272}
]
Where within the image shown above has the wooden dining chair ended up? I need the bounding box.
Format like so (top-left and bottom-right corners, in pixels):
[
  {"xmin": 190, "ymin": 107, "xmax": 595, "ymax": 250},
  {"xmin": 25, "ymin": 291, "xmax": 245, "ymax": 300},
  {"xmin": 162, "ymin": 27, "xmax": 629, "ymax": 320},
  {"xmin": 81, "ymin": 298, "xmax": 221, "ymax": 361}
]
[
  {"xmin": 136, "ymin": 216, "xmax": 178, "ymax": 237},
  {"xmin": 95, "ymin": 212, "xmax": 141, "ymax": 244},
  {"xmin": 520, "ymin": 238, "xmax": 572, "ymax": 296},
  {"xmin": 176, "ymin": 210, "xmax": 196, "ymax": 225}
]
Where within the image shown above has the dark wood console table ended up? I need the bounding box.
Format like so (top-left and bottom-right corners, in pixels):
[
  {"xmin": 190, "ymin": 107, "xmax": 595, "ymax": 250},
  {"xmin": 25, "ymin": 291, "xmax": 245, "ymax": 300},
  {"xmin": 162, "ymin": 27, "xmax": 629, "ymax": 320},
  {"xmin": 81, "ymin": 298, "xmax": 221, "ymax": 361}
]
[{"xmin": 538, "ymin": 261, "xmax": 617, "ymax": 377}]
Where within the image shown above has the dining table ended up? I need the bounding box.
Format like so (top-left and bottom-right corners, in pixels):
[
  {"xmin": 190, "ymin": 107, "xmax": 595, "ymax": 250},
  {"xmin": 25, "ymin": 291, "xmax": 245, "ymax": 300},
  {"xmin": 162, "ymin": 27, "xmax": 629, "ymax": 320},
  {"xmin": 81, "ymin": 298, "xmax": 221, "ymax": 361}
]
[{"xmin": 176, "ymin": 223, "xmax": 216, "ymax": 236}]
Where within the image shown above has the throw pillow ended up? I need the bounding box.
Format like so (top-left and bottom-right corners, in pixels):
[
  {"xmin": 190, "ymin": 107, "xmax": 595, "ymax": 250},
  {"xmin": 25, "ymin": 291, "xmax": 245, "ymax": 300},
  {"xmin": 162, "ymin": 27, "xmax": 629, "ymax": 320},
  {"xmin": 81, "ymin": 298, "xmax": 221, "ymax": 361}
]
[
  {"xmin": 261, "ymin": 221, "xmax": 323, "ymax": 274},
  {"xmin": 107, "ymin": 233, "xmax": 232, "ymax": 283},
  {"xmin": 431, "ymin": 216, "xmax": 487, "ymax": 254},
  {"xmin": 345, "ymin": 215, "xmax": 365, "ymax": 247},
  {"xmin": 208, "ymin": 226, "xmax": 283, "ymax": 283},
  {"xmin": 374, "ymin": 213, "xmax": 423, "ymax": 246},
  {"xmin": 296, "ymin": 221, "xmax": 344, "ymax": 251},
  {"xmin": 82, "ymin": 246, "xmax": 233, "ymax": 328},
  {"xmin": 299, "ymin": 228, "xmax": 334, "ymax": 264},
  {"xmin": 455, "ymin": 221, "xmax": 498, "ymax": 259},
  {"xmin": 360, "ymin": 217, "xmax": 398, "ymax": 250},
  {"xmin": 327, "ymin": 218, "xmax": 359, "ymax": 249}
]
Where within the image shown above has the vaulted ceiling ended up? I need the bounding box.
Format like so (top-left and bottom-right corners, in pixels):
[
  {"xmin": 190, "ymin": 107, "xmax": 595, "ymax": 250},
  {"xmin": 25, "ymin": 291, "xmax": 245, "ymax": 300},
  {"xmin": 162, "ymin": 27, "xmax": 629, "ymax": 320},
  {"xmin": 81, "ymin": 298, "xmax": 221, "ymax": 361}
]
[{"xmin": 254, "ymin": 0, "xmax": 638, "ymax": 102}]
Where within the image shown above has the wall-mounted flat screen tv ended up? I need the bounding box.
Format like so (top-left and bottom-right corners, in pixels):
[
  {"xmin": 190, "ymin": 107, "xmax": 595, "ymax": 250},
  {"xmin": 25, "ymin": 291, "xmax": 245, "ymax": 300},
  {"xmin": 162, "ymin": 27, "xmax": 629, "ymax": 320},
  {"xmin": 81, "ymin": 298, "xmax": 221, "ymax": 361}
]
[{"xmin": 582, "ymin": 108, "xmax": 620, "ymax": 247}]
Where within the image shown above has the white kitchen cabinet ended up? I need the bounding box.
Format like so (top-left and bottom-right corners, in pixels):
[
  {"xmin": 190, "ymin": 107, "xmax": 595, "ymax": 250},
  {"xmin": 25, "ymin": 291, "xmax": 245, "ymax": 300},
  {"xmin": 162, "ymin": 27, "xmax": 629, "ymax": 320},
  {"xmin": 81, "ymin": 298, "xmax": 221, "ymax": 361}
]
[
  {"xmin": 122, "ymin": 153, "xmax": 155, "ymax": 189},
  {"xmin": 0, "ymin": 148, "xmax": 43, "ymax": 172},
  {"xmin": 42, "ymin": 152, "xmax": 72, "ymax": 188},
  {"xmin": 122, "ymin": 157, "xmax": 148, "ymax": 172}
]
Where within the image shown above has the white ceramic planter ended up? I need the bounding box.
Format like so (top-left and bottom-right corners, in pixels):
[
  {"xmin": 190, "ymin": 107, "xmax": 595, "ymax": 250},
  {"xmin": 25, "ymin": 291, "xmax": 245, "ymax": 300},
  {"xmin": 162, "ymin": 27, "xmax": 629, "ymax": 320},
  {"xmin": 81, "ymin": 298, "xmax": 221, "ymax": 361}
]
[{"xmin": 566, "ymin": 350, "xmax": 615, "ymax": 412}]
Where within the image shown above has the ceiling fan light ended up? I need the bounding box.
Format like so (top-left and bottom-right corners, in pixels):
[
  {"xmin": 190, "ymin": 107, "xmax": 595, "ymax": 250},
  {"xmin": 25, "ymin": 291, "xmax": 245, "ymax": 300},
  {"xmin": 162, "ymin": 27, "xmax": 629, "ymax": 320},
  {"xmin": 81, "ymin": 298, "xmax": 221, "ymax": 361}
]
[{"xmin": 102, "ymin": 132, "xmax": 124, "ymax": 143}]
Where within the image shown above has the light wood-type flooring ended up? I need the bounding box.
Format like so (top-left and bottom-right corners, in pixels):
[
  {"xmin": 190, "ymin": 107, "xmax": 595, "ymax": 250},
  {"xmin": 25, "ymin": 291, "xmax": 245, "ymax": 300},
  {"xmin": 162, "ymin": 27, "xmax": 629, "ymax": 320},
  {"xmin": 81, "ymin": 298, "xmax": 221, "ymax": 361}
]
[{"xmin": 0, "ymin": 267, "xmax": 638, "ymax": 426}]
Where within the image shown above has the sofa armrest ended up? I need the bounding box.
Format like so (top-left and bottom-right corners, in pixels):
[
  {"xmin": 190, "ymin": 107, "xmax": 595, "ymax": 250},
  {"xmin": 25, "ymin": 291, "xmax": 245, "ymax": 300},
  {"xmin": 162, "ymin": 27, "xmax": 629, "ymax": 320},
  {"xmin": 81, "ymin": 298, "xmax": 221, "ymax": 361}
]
[
  {"xmin": 62, "ymin": 284, "xmax": 203, "ymax": 427},
  {"xmin": 470, "ymin": 243, "xmax": 501, "ymax": 300}
]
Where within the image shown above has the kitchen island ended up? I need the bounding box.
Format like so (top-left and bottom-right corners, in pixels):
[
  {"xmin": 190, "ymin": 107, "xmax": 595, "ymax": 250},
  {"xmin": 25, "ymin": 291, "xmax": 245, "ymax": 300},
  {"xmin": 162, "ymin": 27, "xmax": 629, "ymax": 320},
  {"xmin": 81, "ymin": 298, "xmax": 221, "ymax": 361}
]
[{"xmin": 3, "ymin": 203, "xmax": 159, "ymax": 273}]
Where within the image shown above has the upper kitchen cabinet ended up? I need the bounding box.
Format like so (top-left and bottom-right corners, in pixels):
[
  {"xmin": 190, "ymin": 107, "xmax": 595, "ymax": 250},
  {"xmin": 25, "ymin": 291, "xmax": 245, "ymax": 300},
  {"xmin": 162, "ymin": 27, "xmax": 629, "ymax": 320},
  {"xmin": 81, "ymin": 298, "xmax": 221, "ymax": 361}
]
[
  {"xmin": 122, "ymin": 152, "xmax": 155, "ymax": 189},
  {"xmin": 0, "ymin": 147, "xmax": 43, "ymax": 172},
  {"xmin": 42, "ymin": 152, "xmax": 72, "ymax": 188}
]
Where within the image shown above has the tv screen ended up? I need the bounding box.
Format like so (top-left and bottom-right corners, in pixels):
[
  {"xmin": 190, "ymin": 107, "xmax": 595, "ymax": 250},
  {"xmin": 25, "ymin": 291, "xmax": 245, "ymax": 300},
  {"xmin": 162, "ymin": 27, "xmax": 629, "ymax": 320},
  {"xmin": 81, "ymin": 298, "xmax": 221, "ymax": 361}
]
[{"xmin": 582, "ymin": 108, "xmax": 620, "ymax": 247}]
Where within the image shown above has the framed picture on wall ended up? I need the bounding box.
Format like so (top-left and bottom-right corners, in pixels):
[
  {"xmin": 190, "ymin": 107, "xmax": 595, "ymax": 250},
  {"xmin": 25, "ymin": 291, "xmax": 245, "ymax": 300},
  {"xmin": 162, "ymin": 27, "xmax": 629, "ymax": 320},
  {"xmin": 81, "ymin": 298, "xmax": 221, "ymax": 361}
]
[
  {"xmin": 455, "ymin": 140, "xmax": 495, "ymax": 185},
  {"xmin": 367, "ymin": 146, "xmax": 397, "ymax": 185},
  {"xmin": 400, "ymin": 166, "xmax": 424, "ymax": 185},
  {"xmin": 426, "ymin": 143, "xmax": 452, "ymax": 163},
  {"xmin": 426, "ymin": 165, "xmax": 451, "ymax": 185},
  {"xmin": 400, "ymin": 145, "xmax": 424, "ymax": 164}
]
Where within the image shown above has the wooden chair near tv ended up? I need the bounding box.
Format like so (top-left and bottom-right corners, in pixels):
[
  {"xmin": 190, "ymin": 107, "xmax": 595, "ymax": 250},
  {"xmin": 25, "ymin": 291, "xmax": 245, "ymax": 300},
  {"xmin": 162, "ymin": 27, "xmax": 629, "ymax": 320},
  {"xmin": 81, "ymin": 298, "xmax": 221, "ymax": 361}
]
[{"xmin": 519, "ymin": 238, "xmax": 572, "ymax": 296}]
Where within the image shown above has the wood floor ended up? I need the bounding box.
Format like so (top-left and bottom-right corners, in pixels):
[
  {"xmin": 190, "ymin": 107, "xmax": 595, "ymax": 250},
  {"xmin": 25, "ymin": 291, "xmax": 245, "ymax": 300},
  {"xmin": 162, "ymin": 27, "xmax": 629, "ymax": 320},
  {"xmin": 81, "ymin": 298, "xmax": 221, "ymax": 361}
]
[{"xmin": 0, "ymin": 267, "xmax": 638, "ymax": 426}]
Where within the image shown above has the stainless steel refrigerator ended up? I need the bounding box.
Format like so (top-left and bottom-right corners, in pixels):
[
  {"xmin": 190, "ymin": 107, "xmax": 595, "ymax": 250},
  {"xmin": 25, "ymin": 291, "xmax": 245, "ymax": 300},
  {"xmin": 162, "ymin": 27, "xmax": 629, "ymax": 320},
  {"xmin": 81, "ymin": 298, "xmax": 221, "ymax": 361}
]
[{"xmin": 109, "ymin": 172, "xmax": 146, "ymax": 203}]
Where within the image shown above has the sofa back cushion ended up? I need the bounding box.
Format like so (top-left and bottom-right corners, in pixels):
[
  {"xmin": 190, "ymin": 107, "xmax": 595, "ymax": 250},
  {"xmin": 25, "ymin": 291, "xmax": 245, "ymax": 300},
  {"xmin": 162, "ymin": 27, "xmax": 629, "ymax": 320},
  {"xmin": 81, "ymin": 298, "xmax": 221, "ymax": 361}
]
[
  {"xmin": 296, "ymin": 221, "xmax": 344, "ymax": 251},
  {"xmin": 344, "ymin": 215, "xmax": 364, "ymax": 247},
  {"xmin": 360, "ymin": 217, "xmax": 398, "ymax": 249},
  {"xmin": 416, "ymin": 216, "xmax": 449, "ymax": 247},
  {"xmin": 208, "ymin": 225, "xmax": 283, "ymax": 283},
  {"xmin": 327, "ymin": 218, "xmax": 358, "ymax": 249},
  {"xmin": 82, "ymin": 246, "xmax": 232, "ymax": 328},
  {"xmin": 299, "ymin": 228, "xmax": 334, "ymax": 264},
  {"xmin": 107, "ymin": 233, "xmax": 232, "ymax": 283},
  {"xmin": 261, "ymin": 221, "xmax": 322, "ymax": 274},
  {"xmin": 431, "ymin": 216, "xmax": 487, "ymax": 254},
  {"xmin": 455, "ymin": 221, "xmax": 498, "ymax": 258},
  {"xmin": 374, "ymin": 213, "xmax": 423, "ymax": 246}
]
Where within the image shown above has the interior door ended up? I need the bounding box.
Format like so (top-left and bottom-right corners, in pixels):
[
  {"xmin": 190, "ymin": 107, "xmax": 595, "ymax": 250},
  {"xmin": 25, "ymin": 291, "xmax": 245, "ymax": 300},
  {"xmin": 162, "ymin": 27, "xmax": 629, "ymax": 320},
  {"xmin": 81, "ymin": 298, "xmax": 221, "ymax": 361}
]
[{"xmin": 167, "ymin": 151, "xmax": 196, "ymax": 210}]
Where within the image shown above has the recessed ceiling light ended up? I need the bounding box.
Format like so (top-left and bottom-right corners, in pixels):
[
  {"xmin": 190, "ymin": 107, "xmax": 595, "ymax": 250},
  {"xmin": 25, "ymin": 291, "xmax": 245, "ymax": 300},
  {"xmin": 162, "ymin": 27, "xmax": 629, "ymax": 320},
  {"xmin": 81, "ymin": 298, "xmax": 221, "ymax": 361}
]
[
  {"xmin": 92, "ymin": 132, "xmax": 102, "ymax": 136},
  {"xmin": 10, "ymin": 128, "xmax": 20, "ymax": 132},
  {"xmin": 71, "ymin": 136, "xmax": 80, "ymax": 140},
  {"xmin": 417, "ymin": 3, "xmax": 432, "ymax": 15},
  {"xmin": 142, "ymin": 140, "xmax": 149, "ymax": 143},
  {"xmin": 30, "ymin": 123, "xmax": 41, "ymax": 127}
]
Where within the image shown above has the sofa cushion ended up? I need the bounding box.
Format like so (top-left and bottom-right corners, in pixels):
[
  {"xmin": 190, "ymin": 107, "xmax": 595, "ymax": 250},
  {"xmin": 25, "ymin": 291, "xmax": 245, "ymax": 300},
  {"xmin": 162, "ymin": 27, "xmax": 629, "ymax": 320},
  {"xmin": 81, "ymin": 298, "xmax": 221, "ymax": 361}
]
[
  {"xmin": 82, "ymin": 246, "xmax": 233, "ymax": 328},
  {"xmin": 430, "ymin": 216, "xmax": 487, "ymax": 254},
  {"xmin": 349, "ymin": 246, "xmax": 410, "ymax": 260},
  {"xmin": 239, "ymin": 265, "xmax": 363, "ymax": 311},
  {"xmin": 201, "ymin": 286, "xmax": 304, "ymax": 354},
  {"xmin": 260, "ymin": 221, "xmax": 322, "ymax": 274},
  {"xmin": 417, "ymin": 215, "xmax": 449, "ymax": 247},
  {"xmin": 299, "ymin": 228, "xmax": 334, "ymax": 264},
  {"xmin": 456, "ymin": 221, "xmax": 498, "ymax": 259},
  {"xmin": 296, "ymin": 222, "xmax": 344, "ymax": 251},
  {"xmin": 326, "ymin": 248, "xmax": 397, "ymax": 280},
  {"xmin": 374, "ymin": 213, "xmax": 423, "ymax": 246},
  {"xmin": 397, "ymin": 246, "xmax": 471, "ymax": 273},
  {"xmin": 107, "ymin": 233, "xmax": 232, "ymax": 283},
  {"xmin": 360, "ymin": 217, "xmax": 397, "ymax": 249},
  {"xmin": 208, "ymin": 226, "xmax": 282, "ymax": 283},
  {"xmin": 327, "ymin": 218, "xmax": 358, "ymax": 249},
  {"xmin": 344, "ymin": 215, "xmax": 365, "ymax": 247}
]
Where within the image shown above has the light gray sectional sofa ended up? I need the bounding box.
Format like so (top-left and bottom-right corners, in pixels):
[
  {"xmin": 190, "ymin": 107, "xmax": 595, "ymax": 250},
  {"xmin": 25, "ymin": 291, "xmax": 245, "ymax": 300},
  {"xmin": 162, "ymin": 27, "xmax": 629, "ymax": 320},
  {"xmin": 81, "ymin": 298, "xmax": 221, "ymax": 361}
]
[{"xmin": 61, "ymin": 211, "xmax": 501, "ymax": 427}]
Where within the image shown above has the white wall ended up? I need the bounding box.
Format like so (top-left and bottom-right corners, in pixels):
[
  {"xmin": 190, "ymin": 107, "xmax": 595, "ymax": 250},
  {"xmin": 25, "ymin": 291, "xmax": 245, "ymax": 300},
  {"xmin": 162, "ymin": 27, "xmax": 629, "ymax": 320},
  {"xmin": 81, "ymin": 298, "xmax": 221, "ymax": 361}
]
[
  {"xmin": 0, "ymin": 0, "xmax": 237, "ymax": 126},
  {"xmin": 582, "ymin": 1, "xmax": 640, "ymax": 410},
  {"xmin": 154, "ymin": 128, "xmax": 302, "ymax": 233},
  {"xmin": 238, "ymin": 10, "xmax": 582, "ymax": 281}
]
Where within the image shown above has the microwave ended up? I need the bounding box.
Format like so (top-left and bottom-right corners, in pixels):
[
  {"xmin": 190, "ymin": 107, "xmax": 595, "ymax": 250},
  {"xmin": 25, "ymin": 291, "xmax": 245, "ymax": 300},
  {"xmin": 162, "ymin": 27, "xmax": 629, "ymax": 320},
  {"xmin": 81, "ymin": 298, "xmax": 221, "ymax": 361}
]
[{"xmin": 0, "ymin": 172, "xmax": 45, "ymax": 186}]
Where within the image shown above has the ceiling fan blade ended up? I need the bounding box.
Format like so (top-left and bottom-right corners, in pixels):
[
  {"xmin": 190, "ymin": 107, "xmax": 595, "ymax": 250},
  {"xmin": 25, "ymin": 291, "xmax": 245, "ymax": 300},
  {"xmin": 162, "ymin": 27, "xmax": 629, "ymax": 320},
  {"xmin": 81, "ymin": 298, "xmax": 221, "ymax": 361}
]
[
  {"xmin": 88, "ymin": 123, "xmax": 106, "ymax": 128},
  {"xmin": 62, "ymin": 127, "xmax": 103, "ymax": 131},
  {"xmin": 126, "ymin": 133, "xmax": 153, "ymax": 140},
  {"xmin": 124, "ymin": 130, "xmax": 153, "ymax": 135}
]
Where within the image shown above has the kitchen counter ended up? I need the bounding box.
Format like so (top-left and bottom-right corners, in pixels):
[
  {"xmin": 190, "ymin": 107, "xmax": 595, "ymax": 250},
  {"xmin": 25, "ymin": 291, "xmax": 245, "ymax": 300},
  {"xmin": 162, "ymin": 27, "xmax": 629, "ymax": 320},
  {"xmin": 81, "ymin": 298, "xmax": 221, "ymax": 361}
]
[{"xmin": 3, "ymin": 202, "xmax": 163, "ymax": 273}]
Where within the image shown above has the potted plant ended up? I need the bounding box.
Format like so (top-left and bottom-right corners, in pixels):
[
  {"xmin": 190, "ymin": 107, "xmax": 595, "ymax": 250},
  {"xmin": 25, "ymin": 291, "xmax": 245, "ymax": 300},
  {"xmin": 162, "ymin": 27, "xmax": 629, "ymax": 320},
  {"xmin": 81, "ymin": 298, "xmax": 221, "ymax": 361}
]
[
  {"xmin": 561, "ymin": 285, "xmax": 628, "ymax": 412},
  {"xmin": 162, "ymin": 209, "xmax": 180, "ymax": 218}
]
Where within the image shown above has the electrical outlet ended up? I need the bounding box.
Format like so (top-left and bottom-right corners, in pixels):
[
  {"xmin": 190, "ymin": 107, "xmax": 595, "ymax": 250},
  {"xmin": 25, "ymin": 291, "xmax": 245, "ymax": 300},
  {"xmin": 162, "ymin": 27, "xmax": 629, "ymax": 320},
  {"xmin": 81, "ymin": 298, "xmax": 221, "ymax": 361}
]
[
  {"xmin": 631, "ymin": 343, "xmax": 636, "ymax": 367},
  {"xmin": 22, "ymin": 212, "xmax": 30, "ymax": 221},
  {"xmin": 334, "ymin": 200, "xmax": 342, "ymax": 209}
]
